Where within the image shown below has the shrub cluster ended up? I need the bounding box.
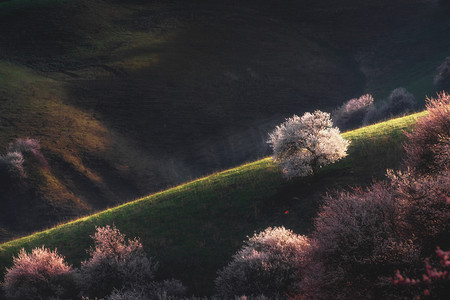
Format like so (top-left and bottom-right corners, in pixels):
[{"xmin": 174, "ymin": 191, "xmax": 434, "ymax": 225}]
[
  {"xmin": 363, "ymin": 88, "xmax": 416, "ymax": 125},
  {"xmin": 267, "ymin": 110, "xmax": 350, "ymax": 178},
  {"xmin": 296, "ymin": 93, "xmax": 450, "ymax": 299},
  {"xmin": 331, "ymin": 88, "xmax": 416, "ymax": 131},
  {"xmin": 2, "ymin": 225, "xmax": 186, "ymax": 300}
]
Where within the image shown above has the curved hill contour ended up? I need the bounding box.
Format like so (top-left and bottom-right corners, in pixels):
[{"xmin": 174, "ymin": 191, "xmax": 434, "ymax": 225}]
[
  {"xmin": 0, "ymin": 111, "xmax": 427, "ymax": 295},
  {"xmin": 0, "ymin": 0, "xmax": 448, "ymax": 241}
]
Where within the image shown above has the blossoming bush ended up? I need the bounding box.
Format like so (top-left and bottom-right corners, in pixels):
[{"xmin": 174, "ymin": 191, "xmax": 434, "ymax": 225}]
[
  {"xmin": 79, "ymin": 225, "xmax": 158, "ymax": 298},
  {"xmin": 8, "ymin": 138, "xmax": 48, "ymax": 169},
  {"xmin": 297, "ymin": 93, "xmax": 449, "ymax": 299},
  {"xmin": 389, "ymin": 170, "xmax": 450, "ymax": 250},
  {"xmin": 268, "ymin": 111, "xmax": 350, "ymax": 179},
  {"xmin": 299, "ymin": 183, "xmax": 419, "ymax": 299},
  {"xmin": 332, "ymin": 94, "xmax": 374, "ymax": 131},
  {"xmin": 0, "ymin": 138, "xmax": 48, "ymax": 182},
  {"xmin": 2, "ymin": 246, "xmax": 76, "ymax": 299},
  {"xmin": 215, "ymin": 226, "xmax": 311, "ymax": 298},
  {"xmin": 391, "ymin": 247, "xmax": 450, "ymax": 299},
  {"xmin": 403, "ymin": 92, "xmax": 450, "ymax": 175}
]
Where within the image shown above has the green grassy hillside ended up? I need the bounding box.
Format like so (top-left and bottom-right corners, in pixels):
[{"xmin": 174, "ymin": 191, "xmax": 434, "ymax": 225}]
[
  {"xmin": 0, "ymin": 0, "xmax": 448, "ymax": 242},
  {"xmin": 0, "ymin": 111, "xmax": 427, "ymax": 296}
]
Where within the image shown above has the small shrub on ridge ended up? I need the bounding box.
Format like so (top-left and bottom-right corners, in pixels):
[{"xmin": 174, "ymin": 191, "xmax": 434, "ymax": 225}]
[
  {"xmin": 8, "ymin": 138, "xmax": 48, "ymax": 168},
  {"xmin": 332, "ymin": 94, "xmax": 374, "ymax": 131},
  {"xmin": 0, "ymin": 138, "xmax": 48, "ymax": 181}
]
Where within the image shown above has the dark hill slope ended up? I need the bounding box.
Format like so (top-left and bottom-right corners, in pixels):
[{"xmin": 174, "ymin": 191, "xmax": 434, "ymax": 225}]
[
  {"xmin": 0, "ymin": 112, "xmax": 427, "ymax": 296},
  {"xmin": 0, "ymin": 0, "xmax": 448, "ymax": 239}
]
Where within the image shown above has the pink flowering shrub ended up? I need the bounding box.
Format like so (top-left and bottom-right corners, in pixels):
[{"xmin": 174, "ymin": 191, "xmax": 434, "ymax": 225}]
[
  {"xmin": 8, "ymin": 138, "xmax": 48, "ymax": 169},
  {"xmin": 2, "ymin": 246, "xmax": 76, "ymax": 299},
  {"xmin": 215, "ymin": 226, "xmax": 311, "ymax": 298},
  {"xmin": 389, "ymin": 170, "xmax": 450, "ymax": 249},
  {"xmin": 79, "ymin": 225, "xmax": 158, "ymax": 298},
  {"xmin": 391, "ymin": 247, "xmax": 450, "ymax": 299},
  {"xmin": 267, "ymin": 111, "xmax": 350, "ymax": 178},
  {"xmin": 299, "ymin": 183, "xmax": 419, "ymax": 299},
  {"xmin": 295, "ymin": 92, "xmax": 448, "ymax": 299},
  {"xmin": 0, "ymin": 138, "xmax": 48, "ymax": 182},
  {"xmin": 332, "ymin": 94, "xmax": 374, "ymax": 131},
  {"xmin": 403, "ymin": 93, "xmax": 450, "ymax": 175}
]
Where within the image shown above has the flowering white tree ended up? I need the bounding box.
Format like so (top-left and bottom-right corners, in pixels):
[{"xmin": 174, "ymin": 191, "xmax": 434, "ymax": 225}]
[{"xmin": 268, "ymin": 110, "xmax": 350, "ymax": 178}]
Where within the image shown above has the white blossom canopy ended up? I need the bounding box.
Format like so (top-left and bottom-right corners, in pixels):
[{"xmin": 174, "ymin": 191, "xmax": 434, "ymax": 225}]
[{"xmin": 268, "ymin": 110, "xmax": 350, "ymax": 178}]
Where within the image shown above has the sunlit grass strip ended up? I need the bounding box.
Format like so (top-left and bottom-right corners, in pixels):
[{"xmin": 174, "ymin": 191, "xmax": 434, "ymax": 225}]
[
  {"xmin": 0, "ymin": 158, "xmax": 279, "ymax": 254},
  {"xmin": 0, "ymin": 111, "xmax": 426, "ymax": 251},
  {"xmin": 342, "ymin": 110, "xmax": 428, "ymax": 140}
]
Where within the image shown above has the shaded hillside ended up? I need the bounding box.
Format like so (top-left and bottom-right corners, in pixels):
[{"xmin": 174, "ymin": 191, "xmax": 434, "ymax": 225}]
[
  {"xmin": 0, "ymin": 112, "xmax": 427, "ymax": 296},
  {"xmin": 0, "ymin": 0, "xmax": 448, "ymax": 239}
]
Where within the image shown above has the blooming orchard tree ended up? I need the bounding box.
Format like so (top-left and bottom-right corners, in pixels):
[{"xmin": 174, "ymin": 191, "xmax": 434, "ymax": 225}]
[
  {"xmin": 79, "ymin": 225, "xmax": 158, "ymax": 298},
  {"xmin": 2, "ymin": 246, "xmax": 75, "ymax": 299},
  {"xmin": 268, "ymin": 111, "xmax": 350, "ymax": 178},
  {"xmin": 215, "ymin": 227, "xmax": 310, "ymax": 298}
]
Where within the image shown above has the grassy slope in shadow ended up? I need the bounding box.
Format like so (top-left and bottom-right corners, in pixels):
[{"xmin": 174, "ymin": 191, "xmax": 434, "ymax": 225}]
[{"xmin": 0, "ymin": 0, "xmax": 447, "ymax": 241}]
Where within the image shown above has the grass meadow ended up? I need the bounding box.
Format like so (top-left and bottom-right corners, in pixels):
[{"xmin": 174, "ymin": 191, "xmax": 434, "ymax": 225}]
[{"xmin": 0, "ymin": 111, "xmax": 427, "ymax": 295}]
